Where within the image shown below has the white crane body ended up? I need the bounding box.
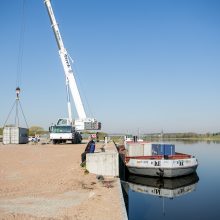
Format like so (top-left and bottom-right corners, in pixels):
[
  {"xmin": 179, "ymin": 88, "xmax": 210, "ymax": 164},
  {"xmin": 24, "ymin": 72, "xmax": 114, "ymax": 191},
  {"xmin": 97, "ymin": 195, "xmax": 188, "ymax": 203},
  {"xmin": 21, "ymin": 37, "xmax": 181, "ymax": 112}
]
[{"xmin": 44, "ymin": 0, "xmax": 101, "ymax": 143}]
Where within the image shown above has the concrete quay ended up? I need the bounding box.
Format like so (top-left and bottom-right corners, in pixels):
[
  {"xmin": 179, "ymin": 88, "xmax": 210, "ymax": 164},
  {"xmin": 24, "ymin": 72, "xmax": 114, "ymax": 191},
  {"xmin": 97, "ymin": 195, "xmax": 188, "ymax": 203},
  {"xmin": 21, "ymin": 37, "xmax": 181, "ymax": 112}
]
[
  {"xmin": 0, "ymin": 141, "xmax": 127, "ymax": 220},
  {"xmin": 86, "ymin": 140, "xmax": 119, "ymax": 177}
]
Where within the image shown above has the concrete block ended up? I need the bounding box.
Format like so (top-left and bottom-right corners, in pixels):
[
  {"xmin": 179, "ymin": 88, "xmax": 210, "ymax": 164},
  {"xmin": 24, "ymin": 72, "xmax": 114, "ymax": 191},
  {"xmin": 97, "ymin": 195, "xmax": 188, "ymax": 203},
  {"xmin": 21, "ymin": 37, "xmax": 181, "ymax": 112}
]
[{"xmin": 86, "ymin": 151, "xmax": 119, "ymax": 177}]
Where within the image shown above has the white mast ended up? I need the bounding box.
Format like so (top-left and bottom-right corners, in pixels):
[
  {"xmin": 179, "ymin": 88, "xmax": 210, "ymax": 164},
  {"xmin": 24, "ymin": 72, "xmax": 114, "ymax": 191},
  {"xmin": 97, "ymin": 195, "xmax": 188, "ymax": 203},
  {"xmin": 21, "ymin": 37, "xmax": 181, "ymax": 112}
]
[{"xmin": 44, "ymin": 0, "xmax": 86, "ymax": 121}]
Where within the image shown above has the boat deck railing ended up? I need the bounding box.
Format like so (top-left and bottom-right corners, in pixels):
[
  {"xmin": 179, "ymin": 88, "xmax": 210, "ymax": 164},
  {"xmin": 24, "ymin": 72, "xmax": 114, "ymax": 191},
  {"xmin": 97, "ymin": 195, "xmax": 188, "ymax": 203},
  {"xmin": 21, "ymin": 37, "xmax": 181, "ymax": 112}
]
[{"xmin": 125, "ymin": 153, "xmax": 192, "ymax": 162}]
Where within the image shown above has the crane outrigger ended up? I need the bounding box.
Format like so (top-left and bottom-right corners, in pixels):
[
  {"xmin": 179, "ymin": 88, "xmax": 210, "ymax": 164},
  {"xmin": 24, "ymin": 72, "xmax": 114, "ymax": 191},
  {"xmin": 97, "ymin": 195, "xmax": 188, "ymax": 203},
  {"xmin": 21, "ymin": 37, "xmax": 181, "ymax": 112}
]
[{"xmin": 44, "ymin": 0, "xmax": 101, "ymax": 144}]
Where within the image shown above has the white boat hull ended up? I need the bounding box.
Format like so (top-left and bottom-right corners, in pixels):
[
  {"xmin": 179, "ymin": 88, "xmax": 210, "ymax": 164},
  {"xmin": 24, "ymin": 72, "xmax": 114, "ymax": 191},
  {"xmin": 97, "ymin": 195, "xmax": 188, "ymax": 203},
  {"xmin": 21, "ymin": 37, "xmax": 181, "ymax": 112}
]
[
  {"xmin": 128, "ymin": 165, "xmax": 198, "ymax": 178},
  {"xmin": 126, "ymin": 157, "xmax": 198, "ymax": 178}
]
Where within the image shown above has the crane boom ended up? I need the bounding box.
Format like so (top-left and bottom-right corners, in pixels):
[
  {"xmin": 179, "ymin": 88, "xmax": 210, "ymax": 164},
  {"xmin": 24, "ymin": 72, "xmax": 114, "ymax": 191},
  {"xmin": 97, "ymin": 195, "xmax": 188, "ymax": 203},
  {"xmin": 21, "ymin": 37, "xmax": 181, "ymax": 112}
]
[
  {"xmin": 44, "ymin": 0, "xmax": 101, "ymax": 132},
  {"xmin": 44, "ymin": 0, "xmax": 86, "ymax": 120}
]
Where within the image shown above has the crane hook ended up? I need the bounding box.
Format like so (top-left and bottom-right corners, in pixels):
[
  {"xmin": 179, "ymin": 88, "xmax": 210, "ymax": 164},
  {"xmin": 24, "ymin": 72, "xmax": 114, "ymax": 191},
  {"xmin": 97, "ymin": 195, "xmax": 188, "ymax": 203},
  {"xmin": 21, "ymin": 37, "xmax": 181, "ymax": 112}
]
[{"xmin": 16, "ymin": 87, "xmax": 21, "ymax": 99}]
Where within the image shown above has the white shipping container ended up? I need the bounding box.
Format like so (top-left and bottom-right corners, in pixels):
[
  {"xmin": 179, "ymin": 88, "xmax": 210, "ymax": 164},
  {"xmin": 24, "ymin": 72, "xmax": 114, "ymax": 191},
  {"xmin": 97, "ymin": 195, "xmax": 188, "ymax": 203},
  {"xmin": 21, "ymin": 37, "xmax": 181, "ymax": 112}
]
[
  {"xmin": 127, "ymin": 143, "xmax": 144, "ymax": 156},
  {"xmin": 144, "ymin": 143, "xmax": 153, "ymax": 156},
  {"xmin": 3, "ymin": 127, "xmax": 11, "ymax": 144},
  {"xmin": 3, "ymin": 126, "xmax": 28, "ymax": 144}
]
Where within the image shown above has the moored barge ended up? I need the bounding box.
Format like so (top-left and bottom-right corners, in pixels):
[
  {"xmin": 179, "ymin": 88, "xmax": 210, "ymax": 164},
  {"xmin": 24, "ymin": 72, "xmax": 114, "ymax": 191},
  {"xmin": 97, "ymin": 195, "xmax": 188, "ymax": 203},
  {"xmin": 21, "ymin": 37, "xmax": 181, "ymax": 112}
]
[{"xmin": 119, "ymin": 141, "xmax": 198, "ymax": 178}]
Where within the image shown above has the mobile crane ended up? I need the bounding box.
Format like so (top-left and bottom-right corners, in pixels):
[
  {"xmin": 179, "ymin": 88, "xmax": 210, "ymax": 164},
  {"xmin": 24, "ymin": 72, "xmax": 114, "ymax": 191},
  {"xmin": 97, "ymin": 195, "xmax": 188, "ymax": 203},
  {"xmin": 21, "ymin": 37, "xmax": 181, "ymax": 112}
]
[{"xmin": 44, "ymin": 0, "xmax": 101, "ymax": 144}]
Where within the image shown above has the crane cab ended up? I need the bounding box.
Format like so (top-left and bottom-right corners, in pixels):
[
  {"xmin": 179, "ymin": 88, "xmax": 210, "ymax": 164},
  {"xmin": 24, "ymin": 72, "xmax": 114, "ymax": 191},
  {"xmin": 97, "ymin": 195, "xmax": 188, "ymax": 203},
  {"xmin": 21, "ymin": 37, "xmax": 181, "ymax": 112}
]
[{"xmin": 49, "ymin": 118, "xmax": 82, "ymax": 144}]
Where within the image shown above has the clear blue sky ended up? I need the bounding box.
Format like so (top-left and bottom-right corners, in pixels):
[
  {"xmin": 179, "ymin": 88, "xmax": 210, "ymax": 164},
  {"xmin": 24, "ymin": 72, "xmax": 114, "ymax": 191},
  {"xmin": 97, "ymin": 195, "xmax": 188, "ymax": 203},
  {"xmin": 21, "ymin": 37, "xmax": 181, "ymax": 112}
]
[{"xmin": 0, "ymin": 0, "xmax": 220, "ymax": 134}]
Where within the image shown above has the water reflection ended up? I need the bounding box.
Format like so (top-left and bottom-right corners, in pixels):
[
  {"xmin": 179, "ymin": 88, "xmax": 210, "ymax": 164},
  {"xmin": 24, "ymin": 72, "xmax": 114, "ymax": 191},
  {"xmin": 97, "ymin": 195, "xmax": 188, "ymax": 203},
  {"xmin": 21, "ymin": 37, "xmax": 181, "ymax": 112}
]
[
  {"xmin": 121, "ymin": 173, "xmax": 199, "ymax": 219},
  {"xmin": 123, "ymin": 173, "xmax": 199, "ymax": 199}
]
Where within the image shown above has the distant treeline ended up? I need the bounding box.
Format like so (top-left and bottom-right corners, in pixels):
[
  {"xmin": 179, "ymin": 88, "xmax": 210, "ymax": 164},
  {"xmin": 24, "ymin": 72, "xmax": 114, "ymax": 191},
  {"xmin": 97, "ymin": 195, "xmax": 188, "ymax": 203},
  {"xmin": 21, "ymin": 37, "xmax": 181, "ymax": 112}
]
[
  {"xmin": 108, "ymin": 132, "xmax": 220, "ymax": 144},
  {"xmin": 143, "ymin": 132, "xmax": 220, "ymax": 140}
]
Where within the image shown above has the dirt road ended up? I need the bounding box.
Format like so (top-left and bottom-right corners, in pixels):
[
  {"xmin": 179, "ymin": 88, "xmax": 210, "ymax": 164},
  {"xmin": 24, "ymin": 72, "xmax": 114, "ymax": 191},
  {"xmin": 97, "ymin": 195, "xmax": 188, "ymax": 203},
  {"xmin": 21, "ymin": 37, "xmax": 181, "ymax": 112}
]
[{"xmin": 0, "ymin": 142, "xmax": 122, "ymax": 220}]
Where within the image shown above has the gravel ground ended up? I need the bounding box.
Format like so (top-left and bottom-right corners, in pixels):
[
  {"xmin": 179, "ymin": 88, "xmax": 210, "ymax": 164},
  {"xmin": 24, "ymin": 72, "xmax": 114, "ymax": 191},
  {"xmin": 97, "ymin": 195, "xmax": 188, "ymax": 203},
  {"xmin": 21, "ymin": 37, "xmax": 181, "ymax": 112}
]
[{"xmin": 0, "ymin": 142, "xmax": 122, "ymax": 220}]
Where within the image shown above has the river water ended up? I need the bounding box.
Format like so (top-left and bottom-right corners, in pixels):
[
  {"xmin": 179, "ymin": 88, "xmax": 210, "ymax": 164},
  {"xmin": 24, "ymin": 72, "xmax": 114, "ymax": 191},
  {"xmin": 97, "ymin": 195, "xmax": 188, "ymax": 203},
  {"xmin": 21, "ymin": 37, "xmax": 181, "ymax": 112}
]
[{"xmin": 121, "ymin": 141, "xmax": 220, "ymax": 220}]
